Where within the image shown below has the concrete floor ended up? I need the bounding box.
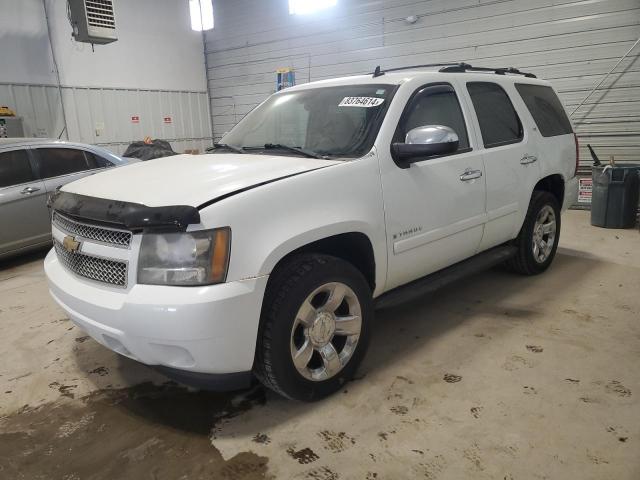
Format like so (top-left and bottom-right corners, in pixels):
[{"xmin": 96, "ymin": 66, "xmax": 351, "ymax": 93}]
[{"xmin": 0, "ymin": 210, "xmax": 638, "ymax": 480}]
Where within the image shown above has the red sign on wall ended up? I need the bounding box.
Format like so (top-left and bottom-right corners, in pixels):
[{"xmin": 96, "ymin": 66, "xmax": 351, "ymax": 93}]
[
  {"xmin": 578, "ymin": 177, "xmax": 592, "ymax": 204},
  {"xmin": 163, "ymin": 116, "xmax": 172, "ymax": 124},
  {"xmin": 131, "ymin": 115, "xmax": 140, "ymax": 124}
]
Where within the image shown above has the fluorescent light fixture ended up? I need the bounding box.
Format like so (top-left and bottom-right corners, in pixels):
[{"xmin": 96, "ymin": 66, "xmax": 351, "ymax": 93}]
[
  {"xmin": 190, "ymin": 0, "xmax": 214, "ymax": 31},
  {"xmin": 289, "ymin": 0, "xmax": 337, "ymax": 15}
]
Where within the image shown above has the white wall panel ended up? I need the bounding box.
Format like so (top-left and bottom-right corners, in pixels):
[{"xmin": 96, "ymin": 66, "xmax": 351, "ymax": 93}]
[
  {"xmin": 0, "ymin": 0, "xmax": 207, "ymax": 91},
  {"xmin": 0, "ymin": 0, "xmax": 212, "ymax": 155},
  {"xmin": 205, "ymin": 0, "xmax": 640, "ymax": 162},
  {"xmin": 0, "ymin": 83, "xmax": 211, "ymax": 155}
]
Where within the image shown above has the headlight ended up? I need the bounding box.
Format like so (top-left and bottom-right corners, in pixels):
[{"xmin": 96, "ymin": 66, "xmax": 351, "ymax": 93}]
[{"xmin": 137, "ymin": 228, "xmax": 230, "ymax": 286}]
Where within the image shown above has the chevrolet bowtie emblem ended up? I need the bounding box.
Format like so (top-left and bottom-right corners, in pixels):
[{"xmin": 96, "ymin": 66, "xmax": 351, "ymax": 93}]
[{"xmin": 62, "ymin": 235, "xmax": 81, "ymax": 253}]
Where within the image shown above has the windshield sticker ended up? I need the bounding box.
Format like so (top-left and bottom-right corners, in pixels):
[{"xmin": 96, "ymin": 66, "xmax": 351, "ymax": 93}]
[
  {"xmin": 376, "ymin": 89, "xmax": 386, "ymax": 95},
  {"xmin": 339, "ymin": 97, "xmax": 385, "ymax": 107}
]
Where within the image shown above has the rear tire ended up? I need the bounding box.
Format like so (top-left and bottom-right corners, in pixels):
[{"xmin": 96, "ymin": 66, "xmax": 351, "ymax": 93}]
[
  {"xmin": 506, "ymin": 190, "xmax": 561, "ymax": 275},
  {"xmin": 254, "ymin": 254, "xmax": 372, "ymax": 401}
]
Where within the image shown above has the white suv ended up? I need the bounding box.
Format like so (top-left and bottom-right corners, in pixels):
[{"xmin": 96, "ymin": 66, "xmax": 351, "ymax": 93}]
[{"xmin": 45, "ymin": 63, "xmax": 579, "ymax": 401}]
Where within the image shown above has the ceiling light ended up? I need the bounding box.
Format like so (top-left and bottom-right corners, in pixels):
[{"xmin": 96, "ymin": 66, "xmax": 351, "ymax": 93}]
[{"xmin": 190, "ymin": 0, "xmax": 214, "ymax": 31}]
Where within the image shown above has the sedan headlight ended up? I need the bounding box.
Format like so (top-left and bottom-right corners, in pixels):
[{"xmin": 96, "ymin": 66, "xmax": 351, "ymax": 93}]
[{"xmin": 137, "ymin": 228, "xmax": 230, "ymax": 286}]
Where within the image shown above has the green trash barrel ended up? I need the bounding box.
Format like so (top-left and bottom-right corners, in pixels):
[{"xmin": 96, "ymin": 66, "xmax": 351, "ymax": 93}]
[{"xmin": 591, "ymin": 164, "xmax": 640, "ymax": 228}]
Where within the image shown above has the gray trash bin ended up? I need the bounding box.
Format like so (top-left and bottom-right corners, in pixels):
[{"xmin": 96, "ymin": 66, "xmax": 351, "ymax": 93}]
[{"xmin": 591, "ymin": 164, "xmax": 640, "ymax": 228}]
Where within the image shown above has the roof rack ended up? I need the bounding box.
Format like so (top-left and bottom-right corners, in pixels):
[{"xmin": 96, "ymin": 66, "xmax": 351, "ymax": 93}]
[
  {"xmin": 371, "ymin": 62, "xmax": 536, "ymax": 78},
  {"xmin": 439, "ymin": 63, "xmax": 537, "ymax": 78},
  {"xmin": 372, "ymin": 63, "xmax": 464, "ymax": 77}
]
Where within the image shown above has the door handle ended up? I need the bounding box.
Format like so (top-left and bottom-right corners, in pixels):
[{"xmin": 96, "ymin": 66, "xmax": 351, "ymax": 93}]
[
  {"xmin": 460, "ymin": 169, "xmax": 483, "ymax": 181},
  {"xmin": 520, "ymin": 154, "xmax": 538, "ymax": 165},
  {"xmin": 20, "ymin": 186, "xmax": 41, "ymax": 195}
]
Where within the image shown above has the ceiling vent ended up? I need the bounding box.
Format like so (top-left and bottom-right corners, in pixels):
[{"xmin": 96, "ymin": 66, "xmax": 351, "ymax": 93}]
[{"xmin": 68, "ymin": 0, "xmax": 117, "ymax": 45}]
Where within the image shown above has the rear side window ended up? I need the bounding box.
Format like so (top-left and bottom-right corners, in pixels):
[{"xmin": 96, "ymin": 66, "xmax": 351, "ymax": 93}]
[
  {"xmin": 515, "ymin": 84, "xmax": 573, "ymax": 137},
  {"xmin": 35, "ymin": 148, "xmax": 93, "ymax": 179},
  {"xmin": 467, "ymin": 82, "xmax": 523, "ymax": 148},
  {"xmin": 0, "ymin": 150, "xmax": 35, "ymax": 188},
  {"xmin": 85, "ymin": 151, "xmax": 114, "ymax": 168},
  {"xmin": 396, "ymin": 83, "xmax": 470, "ymax": 150}
]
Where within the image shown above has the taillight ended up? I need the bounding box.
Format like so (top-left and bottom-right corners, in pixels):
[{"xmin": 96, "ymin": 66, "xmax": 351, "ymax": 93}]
[{"xmin": 573, "ymin": 133, "xmax": 579, "ymax": 177}]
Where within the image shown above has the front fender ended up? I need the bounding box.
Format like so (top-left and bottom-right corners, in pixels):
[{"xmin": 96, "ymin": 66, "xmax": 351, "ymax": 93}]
[
  {"xmin": 199, "ymin": 154, "xmax": 388, "ymax": 296},
  {"xmin": 260, "ymin": 220, "xmax": 375, "ymax": 274}
]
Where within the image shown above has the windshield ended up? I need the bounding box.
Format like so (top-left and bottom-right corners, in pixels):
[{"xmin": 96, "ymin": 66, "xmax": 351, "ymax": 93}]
[{"xmin": 220, "ymin": 84, "xmax": 395, "ymax": 158}]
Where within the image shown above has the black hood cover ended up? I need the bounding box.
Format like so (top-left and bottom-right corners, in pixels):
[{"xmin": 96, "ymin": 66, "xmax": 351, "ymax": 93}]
[{"xmin": 50, "ymin": 191, "xmax": 200, "ymax": 232}]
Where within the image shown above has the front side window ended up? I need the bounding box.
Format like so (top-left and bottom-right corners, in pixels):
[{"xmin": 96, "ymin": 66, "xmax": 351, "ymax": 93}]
[
  {"xmin": 220, "ymin": 84, "xmax": 395, "ymax": 158},
  {"xmin": 35, "ymin": 148, "xmax": 93, "ymax": 179},
  {"xmin": 0, "ymin": 150, "xmax": 35, "ymax": 188},
  {"xmin": 515, "ymin": 84, "xmax": 573, "ymax": 137},
  {"xmin": 467, "ymin": 82, "xmax": 523, "ymax": 148},
  {"xmin": 394, "ymin": 83, "xmax": 470, "ymax": 150}
]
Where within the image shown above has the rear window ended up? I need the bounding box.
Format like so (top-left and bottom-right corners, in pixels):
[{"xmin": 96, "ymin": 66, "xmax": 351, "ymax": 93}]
[
  {"xmin": 0, "ymin": 149, "xmax": 35, "ymax": 188},
  {"xmin": 515, "ymin": 84, "xmax": 573, "ymax": 137},
  {"xmin": 85, "ymin": 151, "xmax": 114, "ymax": 168},
  {"xmin": 467, "ymin": 82, "xmax": 523, "ymax": 148}
]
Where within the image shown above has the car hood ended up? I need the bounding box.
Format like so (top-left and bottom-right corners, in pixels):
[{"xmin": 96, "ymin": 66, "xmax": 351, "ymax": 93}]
[{"xmin": 63, "ymin": 153, "xmax": 341, "ymax": 208}]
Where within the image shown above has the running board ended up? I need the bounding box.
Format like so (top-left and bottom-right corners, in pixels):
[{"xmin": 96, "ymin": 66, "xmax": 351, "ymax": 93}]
[{"xmin": 374, "ymin": 245, "xmax": 517, "ymax": 310}]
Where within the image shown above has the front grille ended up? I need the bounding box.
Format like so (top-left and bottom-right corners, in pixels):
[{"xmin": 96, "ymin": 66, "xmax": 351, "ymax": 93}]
[
  {"xmin": 53, "ymin": 212, "xmax": 132, "ymax": 248},
  {"xmin": 54, "ymin": 240, "xmax": 128, "ymax": 287}
]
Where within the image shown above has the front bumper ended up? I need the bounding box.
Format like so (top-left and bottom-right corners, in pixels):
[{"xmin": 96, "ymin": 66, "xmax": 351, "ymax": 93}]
[{"xmin": 44, "ymin": 248, "xmax": 268, "ymax": 376}]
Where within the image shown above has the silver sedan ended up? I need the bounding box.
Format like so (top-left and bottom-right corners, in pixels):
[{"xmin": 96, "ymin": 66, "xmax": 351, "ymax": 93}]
[{"xmin": 0, "ymin": 138, "xmax": 134, "ymax": 259}]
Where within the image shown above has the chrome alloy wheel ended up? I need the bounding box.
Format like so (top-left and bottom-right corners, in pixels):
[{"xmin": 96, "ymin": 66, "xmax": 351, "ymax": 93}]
[
  {"xmin": 532, "ymin": 205, "xmax": 557, "ymax": 263},
  {"xmin": 290, "ymin": 282, "xmax": 362, "ymax": 381}
]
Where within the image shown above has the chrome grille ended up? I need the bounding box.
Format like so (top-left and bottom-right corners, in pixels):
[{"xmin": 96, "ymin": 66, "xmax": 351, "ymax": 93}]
[
  {"xmin": 53, "ymin": 212, "xmax": 132, "ymax": 248},
  {"xmin": 54, "ymin": 240, "xmax": 127, "ymax": 287}
]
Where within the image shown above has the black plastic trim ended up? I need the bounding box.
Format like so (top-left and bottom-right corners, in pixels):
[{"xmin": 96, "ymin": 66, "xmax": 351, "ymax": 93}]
[
  {"xmin": 391, "ymin": 141, "xmax": 460, "ymax": 164},
  {"xmin": 50, "ymin": 191, "xmax": 200, "ymax": 232},
  {"xmin": 483, "ymin": 138, "xmax": 525, "ymax": 149},
  {"xmin": 439, "ymin": 64, "xmax": 537, "ymax": 78},
  {"xmin": 372, "ymin": 62, "xmax": 466, "ymax": 77},
  {"xmin": 375, "ymin": 245, "xmax": 517, "ymax": 309},
  {"xmin": 372, "ymin": 62, "xmax": 537, "ymax": 78},
  {"xmin": 154, "ymin": 366, "xmax": 253, "ymax": 391},
  {"xmin": 396, "ymin": 147, "xmax": 473, "ymax": 168}
]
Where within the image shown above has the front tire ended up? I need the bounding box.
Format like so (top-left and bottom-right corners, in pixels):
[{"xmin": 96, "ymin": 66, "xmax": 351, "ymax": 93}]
[
  {"xmin": 254, "ymin": 254, "xmax": 372, "ymax": 401},
  {"xmin": 507, "ymin": 190, "xmax": 561, "ymax": 275}
]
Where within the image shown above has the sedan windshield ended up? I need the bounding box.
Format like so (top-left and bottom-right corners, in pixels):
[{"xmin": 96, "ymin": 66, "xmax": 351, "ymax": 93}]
[{"xmin": 220, "ymin": 84, "xmax": 395, "ymax": 159}]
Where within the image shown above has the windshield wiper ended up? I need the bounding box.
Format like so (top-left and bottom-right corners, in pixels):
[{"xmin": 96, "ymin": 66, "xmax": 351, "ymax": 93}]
[
  {"xmin": 261, "ymin": 143, "xmax": 328, "ymax": 160},
  {"xmin": 208, "ymin": 143, "xmax": 245, "ymax": 154}
]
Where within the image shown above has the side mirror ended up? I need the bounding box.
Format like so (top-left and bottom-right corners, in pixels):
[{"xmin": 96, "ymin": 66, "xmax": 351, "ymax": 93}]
[{"xmin": 391, "ymin": 125, "xmax": 459, "ymax": 167}]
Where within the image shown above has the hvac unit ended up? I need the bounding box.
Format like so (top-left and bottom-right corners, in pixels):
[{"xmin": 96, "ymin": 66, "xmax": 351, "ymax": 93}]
[{"xmin": 68, "ymin": 0, "xmax": 117, "ymax": 45}]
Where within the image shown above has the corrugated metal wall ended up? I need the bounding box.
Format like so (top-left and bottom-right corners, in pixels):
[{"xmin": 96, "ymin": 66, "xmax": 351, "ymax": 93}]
[
  {"xmin": 204, "ymin": 0, "xmax": 640, "ymax": 163},
  {"xmin": 0, "ymin": 83, "xmax": 211, "ymax": 155}
]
